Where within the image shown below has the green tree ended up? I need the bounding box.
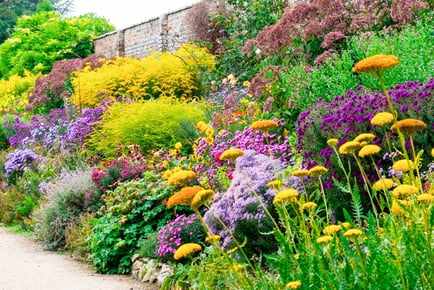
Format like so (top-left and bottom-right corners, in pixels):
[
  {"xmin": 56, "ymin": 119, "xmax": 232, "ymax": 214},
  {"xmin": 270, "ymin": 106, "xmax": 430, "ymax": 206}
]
[{"xmin": 0, "ymin": 9, "xmax": 114, "ymax": 79}]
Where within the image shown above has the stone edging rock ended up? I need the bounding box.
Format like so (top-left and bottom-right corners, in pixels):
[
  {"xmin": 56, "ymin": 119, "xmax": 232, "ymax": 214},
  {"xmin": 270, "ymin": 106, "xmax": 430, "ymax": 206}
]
[{"xmin": 131, "ymin": 254, "xmax": 173, "ymax": 286}]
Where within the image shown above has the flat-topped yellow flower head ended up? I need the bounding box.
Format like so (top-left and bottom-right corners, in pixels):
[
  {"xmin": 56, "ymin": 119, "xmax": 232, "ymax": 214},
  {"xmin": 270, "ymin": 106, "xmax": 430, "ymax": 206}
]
[
  {"xmin": 308, "ymin": 166, "xmax": 328, "ymax": 176},
  {"xmin": 373, "ymin": 178, "xmax": 394, "ymax": 191},
  {"xmin": 392, "ymin": 184, "xmax": 419, "ymax": 198},
  {"xmin": 354, "ymin": 133, "xmax": 375, "ymax": 143},
  {"xmin": 352, "ymin": 54, "xmax": 399, "ymax": 76},
  {"xmin": 220, "ymin": 148, "xmax": 244, "ymax": 161},
  {"xmin": 339, "ymin": 141, "xmax": 361, "ymax": 154},
  {"xmin": 371, "ymin": 112, "xmax": 394, "ymax": 126},
  {"xmin": 273, "ymin": 189, "xmax": 298, "ymax": 204},
  {"xmin": 359, "ymin": 144, "xmax": 381, "ymax": 157},
  {"xmin": 174, "ymin": 243, "xmax": 202, "ymax": 260},
  {"xmin": 392, "ymin": 159, "xmax": 414, "ymax": 172}
]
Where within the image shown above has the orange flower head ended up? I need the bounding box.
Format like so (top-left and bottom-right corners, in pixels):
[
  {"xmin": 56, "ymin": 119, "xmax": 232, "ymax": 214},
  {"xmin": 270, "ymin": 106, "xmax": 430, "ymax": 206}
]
[
  {"xmin": 352, "ymin": 54, "xmax": 399, "ymax": 75},
  {"xmin": 167, "ymin": 186, "xmax": 204, "ymax": 208},
  {"xmin": 251, "ymin": 120, "xmax": 279, "ymax": 131},
  {"xmin": 391, "ymin": 119, "xmax": 427, "ymax": 135},
  {"xmin": 168, "ymin": 170, "xmax": 196, "ymax": 186}
]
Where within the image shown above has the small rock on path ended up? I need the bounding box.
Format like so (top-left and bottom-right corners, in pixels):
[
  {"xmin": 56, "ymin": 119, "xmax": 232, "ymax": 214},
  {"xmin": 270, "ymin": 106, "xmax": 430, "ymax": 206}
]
[{"xmin": 0, "ymin": 227, "xmax": 157, "ymax": 290}]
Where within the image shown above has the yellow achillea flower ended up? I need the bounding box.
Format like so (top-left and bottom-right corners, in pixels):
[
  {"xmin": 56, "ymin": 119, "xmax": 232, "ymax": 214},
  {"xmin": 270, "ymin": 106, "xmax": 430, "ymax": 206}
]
[
  {"xmin": 391, "ymin": 119, "xmax": 427, "ymax": 135},
  {"xmin": 417, "ymin": 194, "xmax": 434, "ymax": 202},
  {"xmin": 309, "ymin": 165, "xmax": 328, "ymax": 176},
  {"xmin": 174, "ymin": 243, "xmax": 202, "ymax": 260},
  {"xmin": 167, "ymin": 186, "xmax": 204, "ymax": 208},
  {"xmin": 220, "ymin": 148, "xmax": 244, "ymax": 161},
  {"xmin": 390, "ymin": 199, "xmax": 411, "ymax": 216},
  {"xmin": 205, "ymin": 136, "xmax": 214, "ymax": 144},
  {"xmin": 343, "ymin": 229, "xmax": 363, "ymax": 238},
  {"xmin": 196, "ymin": 121, "xmax": 207, "ymax": 131},
  {"xmin": 267, "ymin": 179, "xmax": 284, "ymax": 189},
  {"xmin": 431, "ymin": 148, "xmax": 434, "ymax": 157},
  {"xmin": 191, "ymin": 189, "xmax": 215, "ymax": 209},
  {"xmin": 354, "ymin": 133, "xmax": 376, "ymax": 143},
  {"xmin": 168, "ymin": 170, "xmax": 196, "ymax": 186},
  {"xmin": 174, "ymin": 142, "xmax": 182, "ymax": 150},
  {"xmin": 352, "ymin": 54, "xmax": 400, "ymax": 74},
  {"xmin": 339, "ymin": 141, "xmax": 361, "ymax": 154},
  {"xmin": 205, "ymin": 128, "xmax": 214, "ymax": 137},
  {"xmin": 301, "ymin": 202, "xmax": 317, "ymax": 211},
  {"xmin": 323, "ymin": 225, "xmax": 342, "ymax": 235},
  {"xmin": 341, "ymin": 222, "xmax": 351, "ymax": 229},
  {"xmin": 251, "ymin": 120, "xmax": 279, "ymax": 131},
  {"xmin": 327, "ymin": 138, "xmax": 339, "ymax": 147},
  {"xmin": 371, "ymin": 112, "xmax": 394, "ymax": 126},
  {"xmin": 292, "ymin": 169, "xmax": 310, "ymax": 178},
  {"xmin": 317, "ymin": 235, "xmax": 333, "ymax": 244},
  {"xmin": 392, "ymin": 184, "xmax": 419, "ymax": 198},
  {"xmin": 373, "ymin": 178, "xmax": 394, "ymax": 191},
  {"xmin": 392, "ymin": 159, "xmax": 414, "ymax": 172},
  {"xmin": 358, "ymin": 144, "xmax": 381, "ymax": 157},
  {"xmin": 205, "ymin": 235, "xmax": 220, "ymax": 243},
  {"xmin": 273, "ymin": 189, "xmax": 298, "ymax": 204},
  {"xmin": 286, "ymin": 281, "xmax": 302, "ymax": 289}
]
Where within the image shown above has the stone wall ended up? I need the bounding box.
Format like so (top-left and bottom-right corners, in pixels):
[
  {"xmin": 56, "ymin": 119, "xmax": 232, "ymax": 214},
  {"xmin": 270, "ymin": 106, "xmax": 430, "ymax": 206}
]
[{"xmin": 94, "ymin": 4, "xmax": 198, "ymax": 59}]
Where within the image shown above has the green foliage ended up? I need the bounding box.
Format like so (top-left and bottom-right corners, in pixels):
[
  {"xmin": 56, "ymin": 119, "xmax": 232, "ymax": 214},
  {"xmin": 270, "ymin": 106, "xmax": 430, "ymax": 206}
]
[
  {"xmin": 214, "ymin": 0, "xmax": 287, "ymax": 80},
  {"xmin": 0, "ymin": 72, "xmax": 36, "ymax": 114},
  {"xmin": 276, "ymin": 17, "xmax": 434, "ymax": 116},
  {"xmin": 65, "ymin": 213, "xmax": 94, "ymax": 260},
  {"xmin": 0, "ymin": 9, "xmax": 114, "ymax": 79},
  {"xmin": 137, "ymin": 232, "xmax": 159, "ymax": 259},
  {"xmin": 87, "ymin": 174, "xmax": 179, "ymax": 274},
  {"xmin": 85, "ymin": 98, "xmax": 204, "ymax": 158},
  {"xmin": 0, "ymin": 115, "xmax": 16, "ymax": 150},
  {"xmin": 0, "ymin": 187, "xmax": 36, "ymax": 227}
]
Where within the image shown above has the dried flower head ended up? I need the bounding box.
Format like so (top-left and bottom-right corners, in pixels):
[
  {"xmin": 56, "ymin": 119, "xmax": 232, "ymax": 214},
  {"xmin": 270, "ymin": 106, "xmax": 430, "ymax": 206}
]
[
  {"xmin": 392, "ymin": 159, "xmax": 414, "ymax": 172},
  {"xmin": 191, "ymin": 189, "xmax": 215, "ymax": 209},
  {"xmin": 343, "ymin": 229, "xmax": 363, "ymax": 238},
  {"xmin": 371, "ymin": 112, "xmax": 394, "ymax": 126},
  {"xmin": 417, "ymin": 194, "xmax": 434, "ymax": 202},
  {"xmin": 302, "ymin": 202, "xmax": 317, "ymax": 211},
  {"xmin": 174, "ymin": 243, "xmax": 202, "ymax": 260},
  {"xmin": 391, "ymin": 119, "xmax": 427, "ymax": 135},
  {"xmin": 354, "ymin": 133, "xmax": 376, "ymax": 143},
  {"xmin": 308, "ymin": 166, "xmax": 328, "ymax": 176},
  {"xmin": 373, "ymin": 178, "xmax": 394, "ymax": 191},
  {"xmin": 220, "ymin": 148, "xmax": 244, "ymax": 161},
  {"xmin": 168, "ymin": 170, "xmax": 196, "ymax": 186},
  {"xmin": 292, "ymin": 169, "xmax": 310, "ymax": 178},
  {"xmin": 352, "ymin": 54, "xmax": 400, "ymax": 75},
  {"xmin": 327, "ymin": 138, "xmax": 339, "ymax": 147},
  {"xmin": 251, "ymin": 120, "xmax": 279, "ymax": 131},
  {"xmin": 323, "ymin": 225, "xmax": 342, "ymax": 235},
  {"xmin": 286, "ymin": 281, "xmax": 302, "ymax": 289},
  {"xmin": 392, "ymin": 184, "xmax": 419, "ymax": 198},
  {"xmin": 358, "ymin": 144, "xmax": 381, "ymax": 157},
  {"xmin": 205, "ymin": 235, "xmax": 221, "ymax": 243},
  {"xmin": 167, "ymin": 186, "xmax": 204, "ymax": 208},
  {"xmin": 317, "ymin": 235, "xmax": 333, "ymax": 244},
  {"xmin": 338, "ymin": 141, "xmax": 361, "ymax": 154},
  {"xmin": 273, "ymin": 189, "xmax": 299, "ymax": 204}
]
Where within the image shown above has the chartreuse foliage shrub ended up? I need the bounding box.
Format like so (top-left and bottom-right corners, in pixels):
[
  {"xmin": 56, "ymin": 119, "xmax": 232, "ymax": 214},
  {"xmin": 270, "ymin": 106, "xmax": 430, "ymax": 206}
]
[
  {"xmin": 85, "ymin": 97, "xmax": 205, "ymax": 157},
  {"xmin": 0, "ymin": 10, "xmax": 113, "ymax": 78},
  {"xmin": 88, "ymin": 173, "xmax": 182, "ymax": 274},
  {"xmin": 71, "ymin": 44, "xmax": 216, "ymax": 108},
  {"xmin": 0, "ymin": 72, "xmax": 37, "ymax": 114}
]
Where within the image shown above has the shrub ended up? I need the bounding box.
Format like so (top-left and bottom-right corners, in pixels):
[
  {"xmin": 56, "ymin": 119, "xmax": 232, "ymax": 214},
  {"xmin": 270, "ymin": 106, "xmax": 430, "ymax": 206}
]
[
  {"xmin": 204, "ymin": 150, "xmax": 283, "ymax": 257},
  {"xmin": 65, "ymin": 213, "xmax": 95, "ymax": 260},
  {"xmin": 0, "ymin": 10, "xmax": 113, "ymax": 78},
  {"xmin": 26, "ymin": 55, "xmax": 106, "ymax": 114},
  {"xmin": 0, "ymin": 187, "xmax": 31, "ymax": 225},
  {"xmin": 71, "ymin": 44, "xmax": 216, "ymax": 108},
  {"xmin": 156, "ymin": 214, "xmax": 206, "ymax": 262},
  {"xmin": 84, "ymin": 98, "xmax": 204, "ymax": 157},
  {"xmin": 0, "ymin": 115, "xmax": 16, "ymax": 150},
  {"xmin": 88, "ymin": 174, "xmax": 179, "ymax": 274},
  {"xmin": 33, "ymin": 167, "xmax": 95, "ymax": 250},
  {"xmin": 0, "ymin": 72, "xmax": 36, "ymax": 114}
]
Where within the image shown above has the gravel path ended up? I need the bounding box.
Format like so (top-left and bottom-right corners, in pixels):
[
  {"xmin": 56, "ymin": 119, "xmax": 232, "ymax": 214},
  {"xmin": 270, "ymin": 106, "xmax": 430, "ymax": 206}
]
[{"xmin": 0, "ymin": 227, "xmax": 157, "ymax": 290}]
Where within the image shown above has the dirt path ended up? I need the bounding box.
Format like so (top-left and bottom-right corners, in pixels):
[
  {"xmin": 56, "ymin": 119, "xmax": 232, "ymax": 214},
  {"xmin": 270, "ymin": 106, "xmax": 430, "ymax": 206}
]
[{"xmin": 0, "ymin": 227, "xmax": 158, "ymax": 290}]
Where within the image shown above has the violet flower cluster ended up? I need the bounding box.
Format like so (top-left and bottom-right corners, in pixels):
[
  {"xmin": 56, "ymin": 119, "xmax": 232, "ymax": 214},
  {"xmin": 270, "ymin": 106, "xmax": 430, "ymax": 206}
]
[
  {"xmin": 4, "ymin": 148, "xmax": 39, "ymax": 177},
  {"xmin": 204, "ymin": 150, "xmax": 282, "ymax": 254},
  {"xmin": 195, "ymin": 120, "xmax": 293, "ymax": 189},
  {"xmin": 156, "ymin": 214, "xmax": 205, "ymax": 261},
  {"xmin": 296, "ymin": 79, "xmax": 433, "ymax": 189}
]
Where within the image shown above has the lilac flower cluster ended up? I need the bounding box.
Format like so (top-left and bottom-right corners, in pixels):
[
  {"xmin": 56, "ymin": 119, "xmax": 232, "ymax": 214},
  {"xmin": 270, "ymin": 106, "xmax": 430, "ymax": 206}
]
[
  {"xmin": 204, "ymin": 150, "xmax": 282, "ymax": 254},
  {"xmin": 195, "ymin": 120, "xmax": 293, "ymax": 190},
  {"xmin": 297, "ymin": 79, "xmax": 433, "ymax": 188},
  {"xmin": 5, "ymin": 106, "xmax": 104, "ymax": 152},
  {"xmin": 156, "ymin": 214, "xmax": 205, "ymax": 261},
  {"xmin": 4, "ymin": 148, "xmax": 39, "ymax": 177}
]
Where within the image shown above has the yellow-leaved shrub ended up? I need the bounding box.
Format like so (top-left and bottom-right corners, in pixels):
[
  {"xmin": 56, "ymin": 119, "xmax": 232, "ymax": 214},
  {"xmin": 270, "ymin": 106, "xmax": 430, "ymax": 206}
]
[
  {"xmin": 0, "ymin": 72, "xmax": 37, "ymax": 114},
  {"xmin": 84, "ymin": 97, "xmax": 205, "ymax": 157},
  {"xmin": 71, "ymin": 44, "xmax": 215, "ymax": 108}
]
